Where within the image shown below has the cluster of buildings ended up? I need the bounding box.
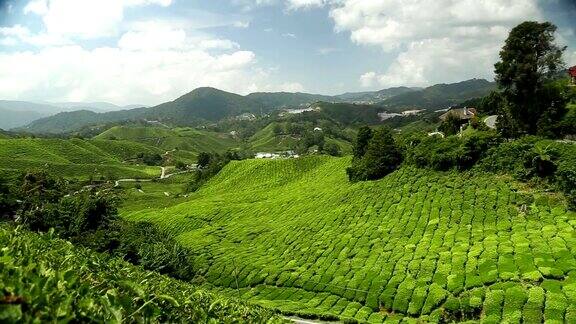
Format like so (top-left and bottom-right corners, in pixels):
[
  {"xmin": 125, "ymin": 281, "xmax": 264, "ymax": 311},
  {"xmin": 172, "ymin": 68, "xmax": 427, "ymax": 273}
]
[{"xmin": 255, "ymin": 151, "xmax": 299, "ymax": 159}]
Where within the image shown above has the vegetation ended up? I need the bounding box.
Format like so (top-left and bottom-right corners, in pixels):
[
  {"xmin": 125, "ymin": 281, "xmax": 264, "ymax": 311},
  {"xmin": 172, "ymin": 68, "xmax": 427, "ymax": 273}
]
[
  {"xmin": 495, "ymin": 21, "xmax": 568, "ymax": 137},
  {"xmin": 380, "ymin": 79, "xmax": 496, "ymax": 110},
  {"xmin": 124, "ymin": 156, "xmax": 576, "ymax": 322},
  {"xmin": 438, "ymin": 114, "xmax": 463, "ymax": 136},
  {"xmin": 347, "ymin": 127, "xmax": 403, "ymax": 181},
  {"xmin": 0, "ymin": 225, "xmax": 282, "ymax": 323}
]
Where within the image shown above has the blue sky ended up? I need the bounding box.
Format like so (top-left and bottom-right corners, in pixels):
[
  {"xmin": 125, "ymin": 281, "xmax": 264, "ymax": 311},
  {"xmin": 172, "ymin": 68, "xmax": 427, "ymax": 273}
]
[{"xmin": 0, "ymin": 0, "xmax": 575, "ymax": 105}]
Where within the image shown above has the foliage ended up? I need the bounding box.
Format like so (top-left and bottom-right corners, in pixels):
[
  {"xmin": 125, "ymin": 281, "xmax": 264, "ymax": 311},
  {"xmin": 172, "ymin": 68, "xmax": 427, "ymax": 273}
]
[
  {"xmin": 0, "ymin": 225, "xmax": 282, "ymax": 323},
  {"xmin": 347, "ymin": 127, "xmax": 403, "ymax": 181},
  {"xmin": 406, "ymin": 132, "xmax": 501, "ymax": 171},
  {"xmin": 352, "ymin": 126, "xmax": 372, "ymax": 159},
  {"xmin": 125, "ymin": 156, "xmax": 576, "ymax": 322},
  {"xmin": 495, "ymin": 21, "xmax": 568, "ymax": 137},
  {"xmin": 479, "ymin": 136, "xmax": 576, "ymax": 209},
  {"xmin": 136, "ymin": 152, "xmax": 163, "ymax": 166},
  {"xmin": 438, "ymin": 114, "xmax": 462, "ymax": 136},
  {"xmin": 380, "ymin": 78, "xmax": 496, "ymax": 110}
]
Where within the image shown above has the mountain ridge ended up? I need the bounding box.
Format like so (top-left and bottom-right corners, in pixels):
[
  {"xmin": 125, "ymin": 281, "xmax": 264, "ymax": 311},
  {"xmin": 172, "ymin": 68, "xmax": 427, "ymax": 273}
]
[{"xmin": 16, "ymin": 78, "xmax": 496, "ymax": 134}]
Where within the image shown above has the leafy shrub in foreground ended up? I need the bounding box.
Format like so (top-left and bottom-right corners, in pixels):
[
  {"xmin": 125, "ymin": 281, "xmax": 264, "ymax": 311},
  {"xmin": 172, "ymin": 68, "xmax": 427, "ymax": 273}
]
[
  {"xmin": 406, "ymin": 131, "xmax": 501, "ymax": 171},
  {"xmin": 0, "ymin": 225, "xmax": 282, "ymax": 323}
]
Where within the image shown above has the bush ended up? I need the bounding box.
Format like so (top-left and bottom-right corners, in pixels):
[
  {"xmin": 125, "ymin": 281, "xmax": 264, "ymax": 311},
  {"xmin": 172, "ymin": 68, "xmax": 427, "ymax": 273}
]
[{"xmin": 406, "ymin": 132, "xmax": 501, "ymax": 171}]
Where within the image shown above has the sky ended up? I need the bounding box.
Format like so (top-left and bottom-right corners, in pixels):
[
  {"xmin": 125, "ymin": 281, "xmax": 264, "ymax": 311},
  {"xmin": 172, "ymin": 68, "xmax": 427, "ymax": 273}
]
[{"xmin": 0, "ymin": 0, "xmax": 575, "ymax": 106}]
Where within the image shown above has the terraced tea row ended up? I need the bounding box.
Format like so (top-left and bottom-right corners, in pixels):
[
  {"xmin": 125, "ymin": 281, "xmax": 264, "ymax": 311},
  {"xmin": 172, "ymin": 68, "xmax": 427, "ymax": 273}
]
[{"xmin": 124, "ymin": 156, "xmax": 576, "ymax": 322}]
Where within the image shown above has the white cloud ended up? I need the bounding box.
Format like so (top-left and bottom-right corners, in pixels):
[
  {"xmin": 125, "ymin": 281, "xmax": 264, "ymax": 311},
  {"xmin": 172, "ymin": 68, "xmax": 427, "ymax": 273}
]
[
  {"xmin": 286, "ymin": 0, "xmax": 325, "ymax": 10},
  {"xmin": 0, "ymin": 44, "xmax": 262, "ymax": 105},
  {"xmin": 233, "ymin": 21, "xmax": 251, "ymax": 28},
  {"xmin": 317, "ymin": 47, "xmax": 339, "ymax": 55},
  {"xmin": 118, "ymin": 22, "xmax": 186, "ymax": 50},
  {"xmin": 359, "ymin": 71, "xmax": 376, "ymax": 88},
  {"xmin": 0, "ymin": 24, "xmax": 70, "ymax": 47},
  {"xmin": 23, "ymin": 0, "xmax": 48, "ymax": 15},
  {"xmin": 23, "ymin": 0, "xmax": 173, "ymax": 39},
  {"xmin": 327, "ymin": 0, "xmax": 542, "ymax": 87},
  {"xmin": 0, "ymin": 19, "xmax": 301, "ymax": 105},
  {"xmin": 199, "ymin": 39, "xmax": 240, "ymax": 50},
  {"xmin": 282, "ymin": 33, "xmax": 297, "ymax": 38}
]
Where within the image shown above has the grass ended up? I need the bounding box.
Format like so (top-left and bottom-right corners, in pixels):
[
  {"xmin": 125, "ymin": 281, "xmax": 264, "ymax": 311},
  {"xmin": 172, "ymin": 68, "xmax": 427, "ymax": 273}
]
[
  {"xmin": 123, "ymin": 156, "xmax": 576, "ymax": 322},
  {"xmin": 0, "ymin": 225, "xmax": 283, "ymax": 323}
]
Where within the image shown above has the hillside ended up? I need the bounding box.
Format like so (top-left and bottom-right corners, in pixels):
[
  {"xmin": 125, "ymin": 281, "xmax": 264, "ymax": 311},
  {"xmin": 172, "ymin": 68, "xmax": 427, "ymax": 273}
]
[
  {"xmin": 336, "ymin": 87, "xmax": 420, "ymax": 104},
  {"xmin": 381, "ymin": 79, "xmax": 496, "ymax": 110},
  {"xmin": 0, "ymin": 108, "xmax": 45, "ymax": 130},
  {"xmin": 143, "ymin": 87, "xmax": 263, "ymax": 123},
  {"xmin": 20, "ymin": 108, "xmax": 147, "ymax": 134},
  {"xmin": 124, "ymin": 156, "xmax": 576, "ymax": 322},
  {"xmin": 0, "ymin": 225, "xmax": 281, "ymax": 322},
  {"xmin": 95, "ymin": 126, "xmax": 240, "ymax": 159},
  {"xmin": 247, "ymin": 92, "xmax": 335, "ymax": 110},
  {"xmin": 19, "ymin": 80, "xmax": 497, "ymax": 134},
  {"xmin": 0, "ymin": 138, "xmax": 162, "ymax": 180},
  {"xmin": 21, "ymin": 88, "xmax": 261, "ymax": 134}
]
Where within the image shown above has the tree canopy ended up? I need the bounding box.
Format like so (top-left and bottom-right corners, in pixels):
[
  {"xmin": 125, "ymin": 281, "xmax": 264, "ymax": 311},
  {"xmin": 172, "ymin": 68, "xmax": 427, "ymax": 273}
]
[{"xmin": 494, "ymin": 21, "xmax": 568, "ymax": 137}]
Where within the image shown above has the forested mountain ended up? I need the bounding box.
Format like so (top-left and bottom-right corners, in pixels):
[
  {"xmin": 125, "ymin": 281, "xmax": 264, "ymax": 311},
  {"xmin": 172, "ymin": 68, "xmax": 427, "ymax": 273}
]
[
  {"xmin": 20, "ymin": 108, "xmax": 147, "ymax": 134},
  {"xmin": 0, "ymin": 108, "xmax": 46, "ymax": 130},
  {"xmin": 17, "ymin": 80, "xmax": 495, "ymax": 134},
  {"xmin": 380, "ymin": 79, "xmax": 496, "ymax": 110},
  {"xmin": 335, "ymin": 86, "xmax": 421, "ymax": 103},
  {"xmin": 246, "ymin": 92, "xmax": 335, "ymax": 110},
  {"xmin": 143, "ymin": 87, "xmax": 262, "ymax": 123}
]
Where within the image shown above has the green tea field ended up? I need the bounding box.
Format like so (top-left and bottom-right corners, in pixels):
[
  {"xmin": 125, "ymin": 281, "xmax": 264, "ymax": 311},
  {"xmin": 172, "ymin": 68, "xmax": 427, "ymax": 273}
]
[
  {"xmin": 124, "ymin": 156, "xmax": 576, "ymax": 322},
  {"xmin": 0, "ymin": 225, "xmax": 282, "ymax": 323},
  {"xmin": 95, "ymin": 126, "xmax": 240, "ymax": 161},
  {"xmin": 0, "ymin": 138, "xmax": 163, "ymax": 180}
]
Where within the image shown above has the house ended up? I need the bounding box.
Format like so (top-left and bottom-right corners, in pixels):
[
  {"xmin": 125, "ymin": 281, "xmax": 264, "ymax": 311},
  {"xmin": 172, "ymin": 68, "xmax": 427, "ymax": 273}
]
[
  {"xmin": 439, "ymin": 107, "xmax": 477, "ymax": 122},
  {"xmin": 569, "ymin": 66, "xmax": 576, "ymax": 84}
]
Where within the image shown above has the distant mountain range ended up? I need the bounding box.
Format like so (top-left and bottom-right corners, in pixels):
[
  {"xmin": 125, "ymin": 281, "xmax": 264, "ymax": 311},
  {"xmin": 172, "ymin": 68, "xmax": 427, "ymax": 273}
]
[
  {"xmin": 0, "ymin": 100, "xmax": 146, "ymax": 130},
  {"xmin": 13, "ymin": 78, "xmax": 496, "ymax": 134},
  {"xmin": 380, "ymin": 79, "xmax": 496, "ymax": 110}
]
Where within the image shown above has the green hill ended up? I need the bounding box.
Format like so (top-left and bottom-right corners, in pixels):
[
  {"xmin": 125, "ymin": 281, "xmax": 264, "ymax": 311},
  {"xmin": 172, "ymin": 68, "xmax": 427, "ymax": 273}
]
[
  {"xmin": 143, "ymin": 87, "xmax": 263, "ymax": 124},
  {"xmin": 335, "ymin": 87, "xmax": 420, "ymax": 104},
  {"xmin": 124, "ymin": 156, "xmax": 576, "ymax": 322},
  {"xmin": 0, "ymin": 225, "xmax": 281, "ymax": 323},
  {"xmin": 0, "ymin": 138, "xmax": 161, "ymax": 180},
  {"xmin": 95, "ymin": 126, "xmax": 240, "ymax": 160},
  {"xmin": 247, "ymin": 92, "xmax": 335, "ymax": 110},
  {"xmin": 381, "ymin": 79, "xmax": 496, "ymax": 110}
]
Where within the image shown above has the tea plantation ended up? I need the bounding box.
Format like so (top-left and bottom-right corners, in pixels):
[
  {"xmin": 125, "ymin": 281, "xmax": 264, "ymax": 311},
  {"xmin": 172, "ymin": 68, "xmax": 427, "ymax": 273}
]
[
  {"xmin": 0, "ymin": 138, "xmax": 162, "ymax": 180},
  {"xmin": 0, "ymin": 225, "xmax": 283, "ymax": 323},
  {"xmin": 124, "ymin": 156, "xmax": 576, "ymax": 322}
]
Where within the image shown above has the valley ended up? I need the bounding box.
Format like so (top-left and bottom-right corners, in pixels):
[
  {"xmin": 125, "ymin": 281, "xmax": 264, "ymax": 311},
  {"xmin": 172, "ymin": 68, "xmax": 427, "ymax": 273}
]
[{"xmin": 1, "ymin": 13, "xmax": 575, "ymax": 324}]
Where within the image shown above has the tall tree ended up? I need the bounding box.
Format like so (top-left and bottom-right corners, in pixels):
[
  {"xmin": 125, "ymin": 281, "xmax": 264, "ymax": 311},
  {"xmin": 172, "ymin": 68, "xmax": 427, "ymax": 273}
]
[
  {"xmin": 347, "ymin": 127, "xmax": 403, "ymax": 181},
  {"xmin": 352, "ymin": 126, "xmax": 373, "ymax": 159},
  {"xmin": 494, "ymin": 21, "xmax": 567, "ymax": 137}
]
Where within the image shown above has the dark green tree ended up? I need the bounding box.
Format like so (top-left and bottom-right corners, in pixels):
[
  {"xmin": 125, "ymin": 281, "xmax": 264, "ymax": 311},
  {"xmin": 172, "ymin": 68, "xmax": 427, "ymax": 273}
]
[
  {"xmin": 438, "ymin": 114, "xmax": 462, "ymax": 136},
  {"xmin": 197, "ymin": 152, "xmax": 212, "ymax": 168},
  {"xmin": 480, "ymin": 91, "xmax": 506, "ymax": 115},
  {"xmin": 494, "ymin": 21, "xmax": 567, "ymax": 137},
  {"xmin": 352, "ymin": 126, "xmax": 373, "ymax": 159},
  {"xmin": 347, "ymin": 127, "xmax": 403, "ymax": 181}
]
